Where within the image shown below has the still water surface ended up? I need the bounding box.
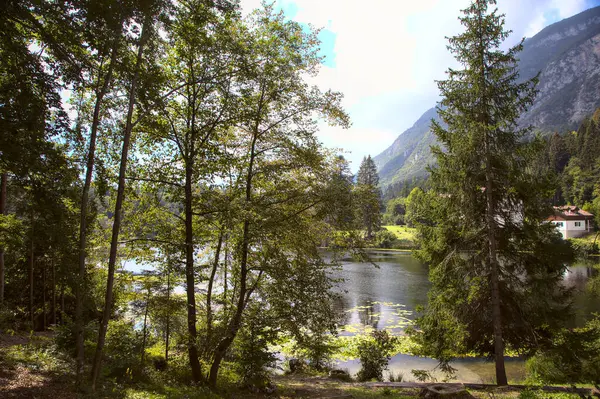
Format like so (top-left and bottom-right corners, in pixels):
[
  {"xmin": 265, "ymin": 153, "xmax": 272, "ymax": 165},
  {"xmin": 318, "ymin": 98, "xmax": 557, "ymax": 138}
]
[{"xmin": 331, "ymin": 250, "xmax": 600, "ymax": 382}]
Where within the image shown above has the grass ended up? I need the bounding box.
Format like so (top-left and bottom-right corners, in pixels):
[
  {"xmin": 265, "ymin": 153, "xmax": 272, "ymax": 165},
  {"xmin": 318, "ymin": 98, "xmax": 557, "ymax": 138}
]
[
  {"xmin": 0, "ymin": 339, "xmax": 591, "ymax": 399},
  {"xmin": 382, "ymin": 226, "xmax": 417, "ymax": 242},
  {"xmin": 569, "ymin": 231, "xmax": 599, "ymax": 245}
]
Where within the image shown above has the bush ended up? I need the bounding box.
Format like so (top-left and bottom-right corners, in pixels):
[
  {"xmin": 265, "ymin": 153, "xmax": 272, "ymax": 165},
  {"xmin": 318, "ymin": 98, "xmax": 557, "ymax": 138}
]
[
  {"xmin": 53, "ymin": 318, "xmax": 99, "ymax": 360},
  {"xmin": 569, "ymin": 238, "xmax": 599, "ymax": 257},
  {"xmin": 103, "ymin": 319, "xmax": 143, "ymax": 379},
  {"xmin": 295, "ymin": 331, "xmax": 337, "ymax": 371},
  {"xmin": 374, "ymin": 230, "xmax": 398, "ymax": 249},
  {"xmin": 233, "ymin": 305, "xmax": 277, "ymax": 390},
  {"xmin": 526, "ymin": 315, "xmax": 600, "ymax": 384},
  {"xmin": 356, "ymin": 330, "xmax": 397, "ymax": 382},
  {"xmin": 0, "ymin": 304, "xmax": 25, "ymax": 333}
]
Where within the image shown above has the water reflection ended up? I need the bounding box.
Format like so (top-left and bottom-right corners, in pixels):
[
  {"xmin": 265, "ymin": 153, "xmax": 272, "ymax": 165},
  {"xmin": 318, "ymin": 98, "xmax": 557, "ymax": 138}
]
[
  {"xmin": 330, "ymin": 251, "xmax": 600, "ymax": 382},
  {"xmin": 331, "ymin": 251, "xmax": 429, "ymax": 335}
]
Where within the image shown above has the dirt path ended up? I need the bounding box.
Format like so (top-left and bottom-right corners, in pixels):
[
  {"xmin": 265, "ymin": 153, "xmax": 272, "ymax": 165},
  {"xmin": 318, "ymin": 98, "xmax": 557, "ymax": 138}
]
[{"xmin": 0, "ymin": 332, "xmax": 76, "ymax": 399}]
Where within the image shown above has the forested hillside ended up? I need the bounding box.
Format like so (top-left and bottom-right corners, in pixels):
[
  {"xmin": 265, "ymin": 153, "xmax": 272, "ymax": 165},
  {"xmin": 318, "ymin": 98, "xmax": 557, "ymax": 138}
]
[{"xmin": 543, "ymin": 108, "xmax": 600, "ymax": 214}]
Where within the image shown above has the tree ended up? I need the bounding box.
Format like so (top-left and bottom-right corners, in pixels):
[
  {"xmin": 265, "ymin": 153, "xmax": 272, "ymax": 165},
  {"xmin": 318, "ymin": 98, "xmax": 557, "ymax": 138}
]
[
  {"xmin": 321, "ymin": 155, "xmax": 355, "ymax": 230},
  {"xmin": 135, "ymin": 0, "xmax": 240, "ymax": 382},
  {"xmin": 404, "ymin": 187, "xmax": 427, "ymax": 228},
  {"xmin": 73, "ymin": 1, "xmax": 133, "ymax": 384},
  {"xmin": 412, "ymin": 0, "xmax": 573, "ymax": 385},
  {"xmin": 205, "ymin": 5, "xmax": 349, "ymax": 386},
  {"xmin": 90, "ymin": 0, "xmax": 167, "ymax": 388},
  {"xmin": 355, "ymin": 155, "xmax": 381, "ymax": 238}
]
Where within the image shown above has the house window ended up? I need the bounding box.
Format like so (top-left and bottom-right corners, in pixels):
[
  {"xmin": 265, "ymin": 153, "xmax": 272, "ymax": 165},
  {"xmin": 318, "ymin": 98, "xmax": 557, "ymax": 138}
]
[
  {"xmin": 555, "ymin": 222, "xmax": 564, "ymax": 227},
  {"xmin": 575, "ymin": 221, "xmax": 581, "ymax": 227}
]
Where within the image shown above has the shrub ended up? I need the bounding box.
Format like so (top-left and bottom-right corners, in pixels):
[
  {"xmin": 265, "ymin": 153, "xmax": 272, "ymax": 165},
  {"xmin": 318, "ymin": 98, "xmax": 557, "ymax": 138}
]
[
  {"xmin": 356, "ymin": 330, "xmax": 397, "ymax": 382},
  {"xmin": 411, "ymin": 369, "xmax": 435, "ymax": 382},
  {"xmin": 233, "ymin": 305, "xmax": 277, "ymax": 390},
  {"xmin": 569, "ymin": 238, "xmax": 599, "ymax": 257},
  {"xmin": 103, "ymin": 319, "xmax": 143, "ymax": 379},
  {"xmin": 388, "ymin": 371, "xmax": 403, "ymax": 382},
  {"xmin": 374, "ymin": 230, "xmax": 398, "ymax": 249},
  {"xmin": 526, "ymin": 315, "xmax": 600, "ymax": 384},
  {"xmin": 295, "ymin": 331, "xmax": 337, "ymax": 371}
]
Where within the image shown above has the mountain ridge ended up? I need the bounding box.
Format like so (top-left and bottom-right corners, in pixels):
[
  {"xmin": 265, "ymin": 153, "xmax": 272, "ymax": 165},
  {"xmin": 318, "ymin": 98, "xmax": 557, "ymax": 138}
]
[{"xmin": 375, "ymin": 5, "xmax": 600, "ymax": 188}]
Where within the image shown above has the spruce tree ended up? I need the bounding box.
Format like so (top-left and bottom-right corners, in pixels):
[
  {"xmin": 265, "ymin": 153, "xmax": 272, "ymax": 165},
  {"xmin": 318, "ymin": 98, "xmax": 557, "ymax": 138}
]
[
  {"xmin": 412, "ymin": 0, "xmax": 573, "ymax": 385},
  {"xmin": 355, "ymin": 155, "xmax": 382, "ymax": 238}
]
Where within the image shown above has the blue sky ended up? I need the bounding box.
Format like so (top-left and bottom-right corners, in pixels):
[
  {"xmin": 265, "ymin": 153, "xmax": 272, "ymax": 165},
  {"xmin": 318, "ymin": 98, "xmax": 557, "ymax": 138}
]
[{"xmin": 241, "ymin": 0, "xmax": 600, "ymax": 171}]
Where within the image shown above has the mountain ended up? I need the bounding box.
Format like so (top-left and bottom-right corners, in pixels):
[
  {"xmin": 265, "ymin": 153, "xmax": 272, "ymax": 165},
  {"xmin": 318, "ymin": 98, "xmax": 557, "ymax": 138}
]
[{"xmin": 375, "ymin": 6, "xmax": 600, "ymax": 189}]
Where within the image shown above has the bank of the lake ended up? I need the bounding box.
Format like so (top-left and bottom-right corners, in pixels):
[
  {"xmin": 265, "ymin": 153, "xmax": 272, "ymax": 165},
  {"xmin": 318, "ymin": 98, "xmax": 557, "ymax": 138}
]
[{"xmin": 326, "ymin": 250, "xmax": 600, "ymax": 383}]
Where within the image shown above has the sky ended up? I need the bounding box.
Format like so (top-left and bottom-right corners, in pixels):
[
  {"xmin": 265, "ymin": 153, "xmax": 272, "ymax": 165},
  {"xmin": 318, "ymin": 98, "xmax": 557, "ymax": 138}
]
[{"xmin": 239, "ymin": 0, "xmax": 600, "ymax": 171}]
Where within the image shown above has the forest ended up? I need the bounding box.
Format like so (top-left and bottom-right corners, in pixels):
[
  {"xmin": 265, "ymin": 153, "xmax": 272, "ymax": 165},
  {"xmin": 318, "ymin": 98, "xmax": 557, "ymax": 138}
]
[
  {"xmin": 2, "ymin": 0, "xmax": 600, "ymax": 398},
  {"xmin": 0, "ymin": 0, "xmax": 390, "ymax": 395}
]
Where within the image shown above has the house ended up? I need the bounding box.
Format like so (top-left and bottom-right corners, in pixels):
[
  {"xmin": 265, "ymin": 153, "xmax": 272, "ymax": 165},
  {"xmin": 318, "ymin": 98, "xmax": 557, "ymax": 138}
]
[{"xmin": 548, "ymin": 206, "xmax": 594, "ymax": 239}]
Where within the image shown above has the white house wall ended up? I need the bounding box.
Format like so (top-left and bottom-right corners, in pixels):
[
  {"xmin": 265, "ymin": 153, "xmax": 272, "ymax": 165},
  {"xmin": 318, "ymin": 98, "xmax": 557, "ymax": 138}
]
[{"xmin": 551, "ymin": 220, "xmax": 590, "ymax": 239}]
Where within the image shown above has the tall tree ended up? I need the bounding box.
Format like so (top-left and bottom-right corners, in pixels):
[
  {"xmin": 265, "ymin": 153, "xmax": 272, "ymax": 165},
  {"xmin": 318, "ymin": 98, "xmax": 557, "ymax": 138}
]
[
  {"xmin": 355, "ymin": 155, "xmax": 381, "ymax": 238},
  {"xmin": 74, "ymin": 1, "xmax": 131, "ymax": 383},
  {"xmin": 136, "ymin": 0, "xmax": 240, "ymax": 382},
  {"xmin": 412, "ymin": 0, "xmax": 573, "ymax": 385},
  {"xmin": 0, "ymin": 173, "xmax": 6, "ymax": 303},
  {"xmin": 206, "ymin": 6, "xmax": 349, "ymax": 387},
  {"xmin": 90, "ymin": 0, "xmax": 164, "ymax": 387}
]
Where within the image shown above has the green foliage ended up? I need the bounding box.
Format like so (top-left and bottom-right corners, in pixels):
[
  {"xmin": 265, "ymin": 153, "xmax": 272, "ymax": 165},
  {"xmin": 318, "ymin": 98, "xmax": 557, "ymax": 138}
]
[
  {"xmin": 382, "ymin": 197, "xmax": 406, "ymax": 226},
  {"xmin": 539, "ymin": 110, "xmax": 600, "ymax": 210},
  {"xmin": 374, "ymin": 230, "xmax": 399, "ymax": 249},
  {"xmin": 411, "ymin": 369, "xmax": 435, "ymax": 382},
  {"xmin": 404, "ymin": 187, "xmax": 428, "ymax": 228},
  {"xmin": 414, "ymin": 0, "xmax": 575, "ymax": 385},
  {"xmin": 356, "ymin": 330, "xmax": 397, "ymax": 382},
  {"xmin": 103, "ymin": 319, "xmax": 143, "ymax": 379},
  {"xmin": 232, "ymin": 304, "xmax": 277, "ymax": 389},
  {"xmin": 355, "ymin": 156, "xmax": 382, "ymax": 238},
  {"xmin": 294, "ymin": 331, "xmax": 338, "ymax": 371},
  {"xmin": 526, "ymin": 315, "xmax": 600, "ymax": 384},
  {"xmin": 568, "ymin": 237, "xmax": 599, "ymax": 257}
]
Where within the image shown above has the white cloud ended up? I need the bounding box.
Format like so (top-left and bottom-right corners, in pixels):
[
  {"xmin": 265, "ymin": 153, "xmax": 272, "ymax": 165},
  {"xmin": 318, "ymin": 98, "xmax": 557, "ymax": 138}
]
[{"xmin": 239, "ymin": 0, "xmax": 593, "ymax": 171}]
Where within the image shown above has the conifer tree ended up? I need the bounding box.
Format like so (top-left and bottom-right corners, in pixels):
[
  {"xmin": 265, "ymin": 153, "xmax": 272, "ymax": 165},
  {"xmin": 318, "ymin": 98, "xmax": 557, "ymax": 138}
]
[
  {"xmin": 355, "ymin": 155, "xmax": 381, "ymax": 238},
  {"xmin": 412, "ymin": 0, "xmax": 573, "ymax": 385}
]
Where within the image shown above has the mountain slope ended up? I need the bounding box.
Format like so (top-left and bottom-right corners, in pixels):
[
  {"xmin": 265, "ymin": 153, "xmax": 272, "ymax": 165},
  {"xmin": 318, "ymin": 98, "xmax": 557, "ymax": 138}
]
[{"xmin": 375, "ymin": 6, "xmax": 600, "ymax": 188}]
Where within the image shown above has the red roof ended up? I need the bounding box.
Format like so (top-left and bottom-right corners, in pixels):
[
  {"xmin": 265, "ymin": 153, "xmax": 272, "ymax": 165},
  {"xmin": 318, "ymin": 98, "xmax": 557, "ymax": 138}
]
[{"xmin": 549, "ymin": 206, "xmax": 594, "ymax": 221}]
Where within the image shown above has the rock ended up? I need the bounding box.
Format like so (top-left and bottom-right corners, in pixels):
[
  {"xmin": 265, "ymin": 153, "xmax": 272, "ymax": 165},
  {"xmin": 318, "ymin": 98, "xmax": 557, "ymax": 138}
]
[
  {"xmin": 289, "ymin": 358, "xmax": 303, "ymax": 373},
  {"xmin": 328, "ymin": 369, "xmax": 352, "ymax": 381},
  {"xmin": 419, "ymin": 384, "xmax": 475, "ymax": 399},
  {"xmin": 265, "ymin": 383, "xmax": 277, "ymax": 394}
]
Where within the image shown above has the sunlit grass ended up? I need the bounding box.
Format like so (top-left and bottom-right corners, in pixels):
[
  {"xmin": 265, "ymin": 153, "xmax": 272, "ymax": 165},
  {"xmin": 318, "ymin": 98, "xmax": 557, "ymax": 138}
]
[{"xmin": 382, "ymin": 226, "xmax": 417, "ymax": 242}]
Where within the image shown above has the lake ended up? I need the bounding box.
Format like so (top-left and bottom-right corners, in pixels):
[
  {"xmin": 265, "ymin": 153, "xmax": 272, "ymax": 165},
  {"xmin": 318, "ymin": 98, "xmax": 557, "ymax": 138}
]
[
  {"xmin": 123, "ymin": 248, "xmax": 600, "ymax": 382},
  {"xmin": 330, "ymin": 250, "xmax": 600, "ymax": 383}
]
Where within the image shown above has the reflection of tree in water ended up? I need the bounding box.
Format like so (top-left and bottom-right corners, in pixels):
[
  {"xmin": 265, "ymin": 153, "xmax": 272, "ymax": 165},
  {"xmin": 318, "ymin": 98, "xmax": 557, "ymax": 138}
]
[
  {"xmin": 332, "ymin": 295, "xmax": 351, "ymax": 326},
  {"xmin": 563, "ymin": 265, "xmax": 598, "ymax": 291},
  {"xmin": 569, "ymin": 263, "xmax": 600, "ymax": 328},
  {"xmin": 357, "ymin": 299, "xmax": 381, "ymax": 329}
]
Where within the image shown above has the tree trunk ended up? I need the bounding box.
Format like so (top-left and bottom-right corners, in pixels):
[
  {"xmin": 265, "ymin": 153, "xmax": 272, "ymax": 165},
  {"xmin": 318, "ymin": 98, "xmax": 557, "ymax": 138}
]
[
  {"xmin": 60, "ymin": 285, "xmax": 65, "ymax": 325},
  {"xmin": 75, "ymin": 42, "xmax": 119, "ymax": 385},
  {"xmin": 479, "ymin": 17, "xmax": 507, "ymax": 384},
  {"xmin": 184, "ymin": 159, "xmax": 202, "ymax": 383},
  {"xmin": 52, "ymin": 260, "xmax": 56, "ymax": 325},
  {"xmin": 42, "ymin": 265, "xmax": 46, "ymax": 330},
  {"xmin": 205, "ymin": 230, "xmax": 223, "ymax": 352},
  {"xmin": 208, "ymin": 131, "xmax": 258, "ymax": 388},
  {"xmin": 485, "ymin": 134, "xmax": 507, "ymax": 386},
  {"xmin": 223, "ymin": 235, "xmax": 228, "ymax": 314},
  {"xmin": 90, "ymin": 20, "xmax": 150, "ymax": 390},
  {"xmin": 140, "ymin": 287, "xmax": 150, "ymax": 366},
  {"xmin": 0, "ymin": 173, "xmax": 6, "ymax": 304},
  {"xmin": 29, "ymin": 214, "xmax": 34, "ymax": 329},
  {"xmin": 165, "ymin": 267, "xmax": 170, "ymax": 366}
]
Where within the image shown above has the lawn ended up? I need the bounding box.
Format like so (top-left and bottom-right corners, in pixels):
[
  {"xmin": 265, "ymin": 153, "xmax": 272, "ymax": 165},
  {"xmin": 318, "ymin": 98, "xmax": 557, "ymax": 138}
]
[{"xmin": 382, "ymin": 225, "xmax": 417, "ymax": 242}]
